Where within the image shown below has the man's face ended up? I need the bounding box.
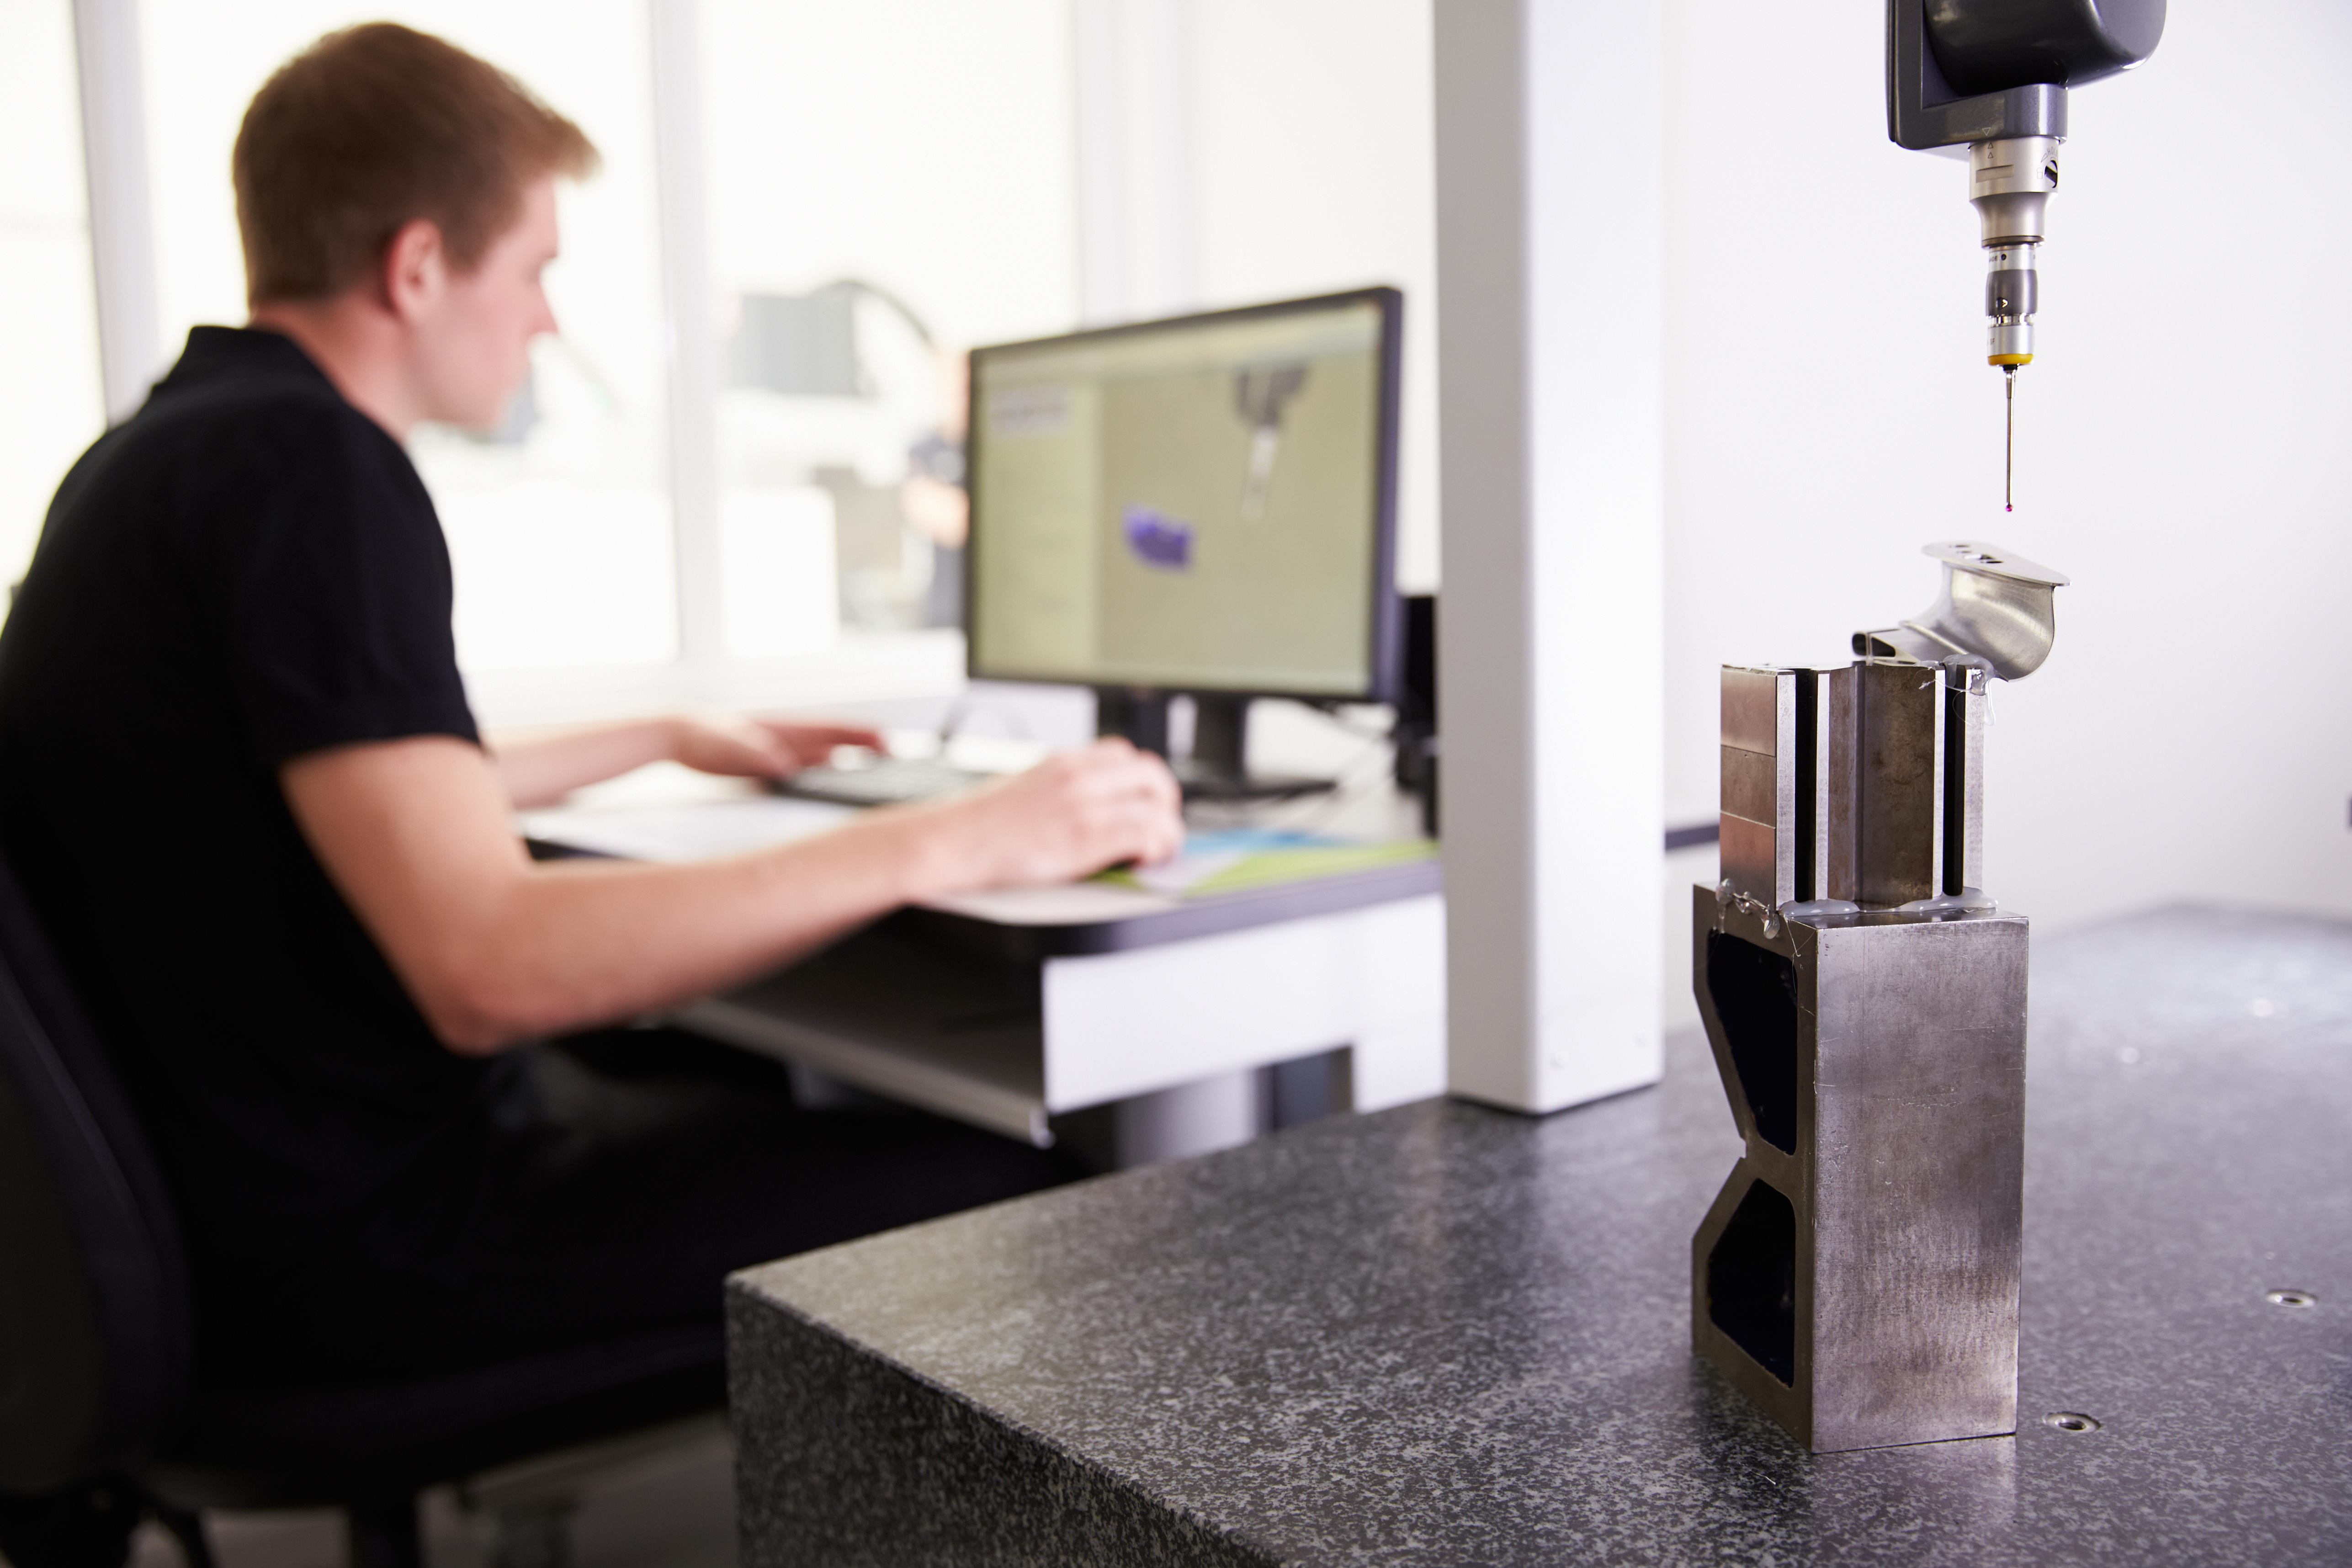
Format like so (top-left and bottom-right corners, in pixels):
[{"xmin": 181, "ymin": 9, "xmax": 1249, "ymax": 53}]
[{"xmin": 412, "ymin": 175, "xmax": 561, "ymax": 430}]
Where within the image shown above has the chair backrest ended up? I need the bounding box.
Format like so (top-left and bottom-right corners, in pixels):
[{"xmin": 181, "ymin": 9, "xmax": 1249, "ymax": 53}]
[{"xmin": 0, "ymin": 849, "xmax": 190, "ymax": 1490}]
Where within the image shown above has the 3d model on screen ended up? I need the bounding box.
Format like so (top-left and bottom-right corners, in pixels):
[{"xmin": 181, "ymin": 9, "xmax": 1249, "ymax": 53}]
[
  {"xmin": 1691, "ymin": 542, "xmax": 2066, "ymax": 1453},
  {"xmin": 1121, "ymin": 505, "xmax": 1195, "ymax": 571},
  {"xmin": 1887, "ymin": 0, "xmax": 2165, "ymax": 509},
  {"xmin": 1233, "ymin": 364, "xmax": 1307, "ymax": 521}
]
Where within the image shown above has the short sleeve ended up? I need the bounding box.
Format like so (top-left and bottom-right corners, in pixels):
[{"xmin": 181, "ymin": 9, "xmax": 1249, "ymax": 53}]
[{"xmin": 222, "ymin": 402, "xmax": 479, "ymax": 767}]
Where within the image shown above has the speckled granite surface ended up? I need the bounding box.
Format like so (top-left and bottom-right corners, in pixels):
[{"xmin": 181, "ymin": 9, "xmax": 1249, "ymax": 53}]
[{"xmin": 728, "ymin": 908, "xmax": 2352, "ymax": 1565}]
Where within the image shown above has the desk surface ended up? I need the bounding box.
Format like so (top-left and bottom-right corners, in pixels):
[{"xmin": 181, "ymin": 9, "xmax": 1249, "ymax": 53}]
[
  {"xmin": 729, "ymin": 906, "xmax": 2352, "ymax": 1566},
  {"xmin": 523, "ymin": 783, "xmax": 1439, "ymax": 960}
]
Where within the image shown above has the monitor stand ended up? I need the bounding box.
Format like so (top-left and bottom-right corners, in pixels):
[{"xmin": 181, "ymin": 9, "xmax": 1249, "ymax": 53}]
[{"xmin": 1096, "ymin": 689, "xmax": 1336, "ymax": 803}]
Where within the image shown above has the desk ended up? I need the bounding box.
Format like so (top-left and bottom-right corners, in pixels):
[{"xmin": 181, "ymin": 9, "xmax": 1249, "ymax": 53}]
[
  {"xmin": 727, "ymin": 907, "xmax": 2352, "ymax": 1565},
  {"xmin": 521, "ymin": 783, "xmax": 1446, "ymax": 1152}
]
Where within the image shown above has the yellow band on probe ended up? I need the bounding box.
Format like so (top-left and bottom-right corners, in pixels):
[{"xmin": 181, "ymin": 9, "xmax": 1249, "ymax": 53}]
[{"xmin": 1988, "ymin": 354, "xmax": 2034, "ymax": 366}]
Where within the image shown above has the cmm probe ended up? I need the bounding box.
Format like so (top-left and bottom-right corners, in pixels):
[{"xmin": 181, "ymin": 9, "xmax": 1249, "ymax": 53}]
[{"xmin": 1887, "ymin": 0, "xmax": 2166, "ymax": 510}]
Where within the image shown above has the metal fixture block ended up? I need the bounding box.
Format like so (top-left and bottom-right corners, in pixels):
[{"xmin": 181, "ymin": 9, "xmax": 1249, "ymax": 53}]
[
  {"xmin": 1825, "ymin": 660, "xmax": 1940, "ymax": 907},
  {"xmin": 1719, "ymin": 667, "xmax": 1812, "ymax": 909},
  {"xmin": 1821, "ymin": 659, "xmax": 1989, "ymax": 906},
  {"xmin": 1690, "ymin": 887, "xmax": 2028, "ymax": 1452}
]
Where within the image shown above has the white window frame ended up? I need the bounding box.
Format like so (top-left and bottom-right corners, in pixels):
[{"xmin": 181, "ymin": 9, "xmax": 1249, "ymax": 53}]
[{"xmin": 73, "ymin": 0, "xmax": 159, "ymax": 425}]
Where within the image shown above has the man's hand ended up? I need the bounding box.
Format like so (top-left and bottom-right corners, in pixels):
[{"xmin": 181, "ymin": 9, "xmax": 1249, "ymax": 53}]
[
  {"xmin": 667, "ymin": 714, "xmax": 883, "ymax": 782},
  {"xmin": 906, "ymin": 738, "xmax": 1184, "ymax": 894},
  {"xmin": 488, "ymin": 712, "xmax": 883, "ymax": 807}
]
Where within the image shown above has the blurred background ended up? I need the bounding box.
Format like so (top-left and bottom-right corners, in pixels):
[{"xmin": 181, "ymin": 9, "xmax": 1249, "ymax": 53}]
[
  {"xmin": 6, "ymin": 0, "xmax": 2349, "ymax": 981},
  {"xmin": 1, "ymin": 0, "xmax": 1438, "ymax": 721}
]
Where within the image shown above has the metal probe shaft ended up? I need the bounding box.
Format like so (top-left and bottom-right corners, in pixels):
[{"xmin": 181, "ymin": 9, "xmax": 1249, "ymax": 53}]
[{"xmin": 2004, "ymin": 367, "xmax": 2015, "ymax": 512}]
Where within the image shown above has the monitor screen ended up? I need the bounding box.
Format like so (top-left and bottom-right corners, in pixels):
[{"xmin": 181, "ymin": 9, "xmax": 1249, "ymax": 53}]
[{"xmin": 965, "ymin": 288, "xmax": 1400, "ymax": 701}]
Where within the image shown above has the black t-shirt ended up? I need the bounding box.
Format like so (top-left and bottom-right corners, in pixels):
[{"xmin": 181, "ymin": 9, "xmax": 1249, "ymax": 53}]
[{"xmin": 0, "ymin": 326, "xmax": 495, "ymax": 1281}]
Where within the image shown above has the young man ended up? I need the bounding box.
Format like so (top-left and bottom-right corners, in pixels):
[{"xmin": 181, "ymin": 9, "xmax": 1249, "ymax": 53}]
[{"xmin": 0, "ymin": 24, "xmax": 1180, "ymax": 1382}]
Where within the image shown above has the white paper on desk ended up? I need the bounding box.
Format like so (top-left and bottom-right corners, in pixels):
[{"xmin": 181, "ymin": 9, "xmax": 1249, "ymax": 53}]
[
  {"xmin": 1126, "ymin": 850, "xmax": 1250, "ymax": 897},
  {"xmin": 519, "ymin": 797, "xmax": 855, "ymax": 863},
  {"xmin": 922, "ymin": 881, "xmax": 1174, "ymax": 926}
]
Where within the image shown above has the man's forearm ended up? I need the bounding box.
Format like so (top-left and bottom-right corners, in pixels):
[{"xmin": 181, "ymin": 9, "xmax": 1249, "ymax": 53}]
[
  {"xmin": 427, "ymin": 808, "xmax": 945, "ymax": 1050},
  {"xmin": 287, "ymin": 735, "xmax": 951, "ymax": 1052},
  {"xmin": 285, "ymin": 734, "xmax": 1181, "ymax": 1056},
  {"xmin": 485, "ymin": 719, "xmax": 680, "ymax": 808}
]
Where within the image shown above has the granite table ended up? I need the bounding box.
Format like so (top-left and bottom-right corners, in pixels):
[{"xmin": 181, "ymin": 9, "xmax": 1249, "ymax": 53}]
[{"xmin": 727, "ymin": 908, "xmax": 2352, "ymax": 1565}]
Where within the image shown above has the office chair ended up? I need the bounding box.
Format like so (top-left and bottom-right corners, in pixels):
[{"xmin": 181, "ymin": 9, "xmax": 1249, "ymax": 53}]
[{"xmin": 0, "ymin": 851, "xmax": 726, "ymax": 1568}]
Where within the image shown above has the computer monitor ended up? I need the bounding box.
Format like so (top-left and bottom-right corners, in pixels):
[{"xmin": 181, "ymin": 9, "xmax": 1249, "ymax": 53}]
[{"xmin": 965, "ymin": 287, "xmax": 1402, "ymax": 795}]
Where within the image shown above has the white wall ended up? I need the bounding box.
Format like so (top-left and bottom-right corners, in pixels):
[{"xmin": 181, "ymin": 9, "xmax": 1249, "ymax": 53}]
[
  {"xmin": 1661, "ymin": 0, "xmax": 2352, "ymax": 930},
  {"xmin": 1192, "ymin": 0, "xmax": 1440, "ymax": 595},
  {"xmin": 702, "ymin": 0, "xmax": 1078, "ymax": 348},
  {"xmin": 1081, "ymin": 0, "xmax": 1441, "ymax": 594}
]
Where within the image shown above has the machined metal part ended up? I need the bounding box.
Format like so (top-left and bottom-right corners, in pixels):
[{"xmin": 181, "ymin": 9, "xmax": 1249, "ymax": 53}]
[
  {"xmin": 1853, "ymin": 540, "xmax": 2068, "ymax": 680},
  {"xmin": 1691, "ymin": 888, "xmax": 2030, "ymax": 1452}
]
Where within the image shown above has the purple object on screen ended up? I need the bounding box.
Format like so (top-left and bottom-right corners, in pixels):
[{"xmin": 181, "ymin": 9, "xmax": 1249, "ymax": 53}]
[{"xmin": 1122, "ymin": 506, "xmax": 1194, "ymax": 570}]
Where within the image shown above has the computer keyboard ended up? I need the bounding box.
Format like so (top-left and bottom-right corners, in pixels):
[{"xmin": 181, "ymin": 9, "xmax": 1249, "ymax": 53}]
[{"xmin": 774, "ymin": 757, "xmax": 994, "ymax": 807}]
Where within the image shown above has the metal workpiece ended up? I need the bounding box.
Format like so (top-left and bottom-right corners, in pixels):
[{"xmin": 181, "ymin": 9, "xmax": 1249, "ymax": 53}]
[
  {"xmin": 1853, "ymin": 540, "xmax": 2068, "ymax": 680},
  {"xmin": 1691, "ymin": 887, "xmax": 2031, "ymax": 1453},
  {"xmin": 1731, "ymin": 543, "xmax": 2062, "ymax": 912}
]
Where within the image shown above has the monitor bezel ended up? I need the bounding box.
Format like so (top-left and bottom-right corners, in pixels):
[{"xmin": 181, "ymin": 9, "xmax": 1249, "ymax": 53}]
[{"xmin": 961, "ymin": 285, "xmax": 1405, "ymax": 707}]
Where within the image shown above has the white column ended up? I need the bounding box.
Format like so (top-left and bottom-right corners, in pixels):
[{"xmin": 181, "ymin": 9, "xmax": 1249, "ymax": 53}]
[
  {"xmin": 1433, "ymin": 0, "xmax": 1665, "ymax": 1113},
  {"xmin": 648, "ymin": 0, "xmax": 726, "ymax": 669},
  {"xmin": 73, "ymin": 0, "xmax": 162, "ymax": 424}
]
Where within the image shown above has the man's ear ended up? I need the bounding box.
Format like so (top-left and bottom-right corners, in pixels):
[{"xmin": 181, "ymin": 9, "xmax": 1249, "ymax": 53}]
[{"xmin": 380, "ymin": 218, "xmax": 447, "ymax": 324}]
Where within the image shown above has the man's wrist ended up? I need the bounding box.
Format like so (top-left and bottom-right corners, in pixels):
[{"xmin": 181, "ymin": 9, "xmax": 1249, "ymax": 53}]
[
  {"xmin": 653, "ymin": 716, "xmax": 693, "ymax": 768},
  {"xmin": 876, "ymin": 799, "xmax": 976, "ymax": 907}
]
